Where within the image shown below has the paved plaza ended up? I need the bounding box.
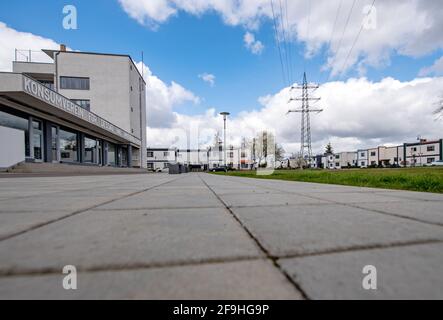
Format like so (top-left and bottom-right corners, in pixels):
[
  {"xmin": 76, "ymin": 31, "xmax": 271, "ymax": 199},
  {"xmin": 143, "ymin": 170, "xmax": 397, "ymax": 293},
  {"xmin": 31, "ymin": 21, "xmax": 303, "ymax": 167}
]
[{"xmin": 0, "ymin": 173, "xmax": 442, "ymax": 299}]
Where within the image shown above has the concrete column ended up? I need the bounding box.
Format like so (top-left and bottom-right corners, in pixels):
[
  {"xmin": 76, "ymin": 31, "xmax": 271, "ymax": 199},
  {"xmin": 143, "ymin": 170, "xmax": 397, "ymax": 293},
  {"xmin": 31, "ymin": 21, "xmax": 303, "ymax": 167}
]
[
  {"xmin": 127, "ymin": 145, "xmax": 132, "ymax": 168},
  {"xmin": 103, "ymin": 142, "xmax": 108, "ymax": 166},
  {"xmin": 44, "ymin": 121, "xmax": 52, "ymax": 163},
  {"xmin": 78, "ymin": 133, "xmax": 85, "ymax": 163}
]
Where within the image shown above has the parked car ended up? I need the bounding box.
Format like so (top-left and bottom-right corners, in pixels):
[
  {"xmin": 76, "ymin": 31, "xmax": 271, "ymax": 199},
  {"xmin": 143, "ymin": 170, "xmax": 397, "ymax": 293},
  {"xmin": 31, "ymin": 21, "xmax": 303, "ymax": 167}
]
[
  {"xmin": 210, "ymin": 166, "xmax": 228, "ymax": 172},
  {"xmin": 430, "ymin": 160, "xmax": 443, "ymax": 166}
]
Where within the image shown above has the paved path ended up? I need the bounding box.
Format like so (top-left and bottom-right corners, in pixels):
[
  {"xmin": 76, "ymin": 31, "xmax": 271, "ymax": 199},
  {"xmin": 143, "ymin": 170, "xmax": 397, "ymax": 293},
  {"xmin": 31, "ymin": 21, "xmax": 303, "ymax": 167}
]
[{"xmin": 0, "ymin": 173, "xmax": 442, "ymax": 299}]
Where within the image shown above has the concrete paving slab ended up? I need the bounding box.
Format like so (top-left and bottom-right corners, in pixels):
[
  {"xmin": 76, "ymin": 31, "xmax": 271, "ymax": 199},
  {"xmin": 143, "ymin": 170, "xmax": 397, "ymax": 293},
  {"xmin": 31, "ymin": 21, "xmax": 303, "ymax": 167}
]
[
  {"xmin": 0, "ymin": 195, "xmax": 119, "ymax": 213},
  {"xmin": 97, "ymin": 192, "xmax": 223, "ymax": 210},
  {"xmin": 0, "ymin": 259, "xmax": 302, "ymax": 300},
  {"xmin": 0, "ymin": 208, "xmax": 262, "ymax": 273},
  {"xmin": 219, "ymin": 192, "xmax": 330, "ymax": 208},
  {"xmin": 355, "ymin": 201, "xmax": 443, "ymax": 225},
  {"xmin": 279, "ymin": 243, "xmax": 443, "ymax": 299},
  {"xmin": 373, "ymin": 191, "xmax": 443, "ymax": 202},
  {"xmin": 300, "ymin": 192, "xmax": 409, "ymax": 204},
  {"xmin": 231, "ymin": 204, "xmax": 443, "ymax": 256},
  {"xmin": 0, "ymin": 211, "xmax": 72, "ymax": 240}
]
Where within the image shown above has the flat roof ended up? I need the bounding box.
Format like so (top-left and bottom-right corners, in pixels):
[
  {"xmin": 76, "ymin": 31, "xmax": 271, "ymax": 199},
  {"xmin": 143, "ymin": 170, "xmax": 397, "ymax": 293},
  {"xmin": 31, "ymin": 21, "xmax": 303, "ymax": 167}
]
[{"xmin": 42, "ymin": 49, "xmax": 147, "ymax": 84}]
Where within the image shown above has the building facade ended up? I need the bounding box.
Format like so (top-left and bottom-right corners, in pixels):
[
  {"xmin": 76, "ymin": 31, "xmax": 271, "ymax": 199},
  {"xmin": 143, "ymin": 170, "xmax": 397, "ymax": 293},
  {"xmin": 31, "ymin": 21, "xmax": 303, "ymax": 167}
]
[
  {"xmin": 404, "ymin": 139, "xmax": 443, "ymax": 166},
  {"xmin": 147, "ymin": 148, "xmax": 177, "ymax": 171},
  {"xmin": 0, "ymin": 46, "xmax": 147, "ymax": 168}
]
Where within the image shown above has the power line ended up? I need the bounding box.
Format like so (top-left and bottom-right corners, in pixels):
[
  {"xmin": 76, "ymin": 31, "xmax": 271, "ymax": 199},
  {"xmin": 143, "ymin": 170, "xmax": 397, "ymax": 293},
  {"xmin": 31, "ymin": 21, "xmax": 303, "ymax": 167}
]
[
  {"xmin": 270, "ymin": 0, "xmax": 288, "ymax": 86},
  {"xmin": 304, "ymin": 0, "xmax": 311, "ymax": 73},
  {"xmin": 327, "ymin": 0, "xmax": 358, "ymax": 80},
  {"xmin": 284, "ymin": 0, "xmax": 294, "ymax": 84},
  {"xmin": 319, "ymin": 0, "xmax": 344, "ymax": 85},
  {"xmin": 278, "ymin": 0, "xmax": 291, "ymax": 85},
  {"xmin": 338, "ymin": 0, "xmax": 376, "ymax": 76}
]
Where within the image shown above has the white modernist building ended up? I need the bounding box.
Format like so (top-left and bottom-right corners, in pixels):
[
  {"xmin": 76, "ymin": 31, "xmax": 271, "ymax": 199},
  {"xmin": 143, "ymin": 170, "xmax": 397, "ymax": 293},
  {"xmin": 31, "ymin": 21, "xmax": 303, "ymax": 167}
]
[{"xmin": 0, "ymin": 46, "xmax": 147, "ymax": 168}]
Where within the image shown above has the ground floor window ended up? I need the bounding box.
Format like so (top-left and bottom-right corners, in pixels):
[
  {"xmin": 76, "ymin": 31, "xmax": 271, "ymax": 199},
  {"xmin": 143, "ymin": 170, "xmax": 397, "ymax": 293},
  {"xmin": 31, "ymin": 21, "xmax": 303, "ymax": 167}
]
[
  {"xmin": 147, "ymin": 163, "xmax": 154, "ymax": 170},
  {"xmin": 0, "ymin": 109, "xmax": 30, "ymax": 157},
  {"xmin": 59, "ymin": 129, "xmax": 78, "ymax": 162},
  {"xmin": 427, "ymin": 158, "xmax": 435, "ymax": 164},
  {"xmin": 32, "ymin": 119, "xmax": 44, "ymax": 161},
  {"xmin": 107, "ymin": 143, "xmax": 116, "ymax": 166},
  {"xmin": 84, "ymin": 137, "xmax": 100, "ymax": 164}
]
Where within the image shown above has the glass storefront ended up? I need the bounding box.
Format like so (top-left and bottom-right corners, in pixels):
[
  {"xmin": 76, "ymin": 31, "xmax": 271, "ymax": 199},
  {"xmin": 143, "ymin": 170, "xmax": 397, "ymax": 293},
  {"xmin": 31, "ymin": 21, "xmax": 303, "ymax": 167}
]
[
  {"xmin": 1, "ymin": 107, "xmax": 132, "ymax": 168},
  {"xmin": 0, "ymin": 109, "xmax": 30, "ymax": 157},
  {"xmin": 107, "ymin": 143, "xmax": 116, "ymax": 166},
  {"xmin": 84, "ymin": 137, "xmax": 99, "ymax": 164},
  {"xmin": 32, "ymin": 120, "xmax": 43, "ymax": 161},
  {"xmin": 59, "ymin": 129, "xmax": 78, "ymax": 162}
]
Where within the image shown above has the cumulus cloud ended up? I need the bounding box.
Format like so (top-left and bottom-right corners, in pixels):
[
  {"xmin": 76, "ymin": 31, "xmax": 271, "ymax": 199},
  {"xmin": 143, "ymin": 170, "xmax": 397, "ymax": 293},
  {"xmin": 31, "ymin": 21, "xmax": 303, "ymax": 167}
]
[
  {"xmin": 243, "ymin": 31, "xmax": 264, "ymax": 55},
  {"xmin": 419, "ymin": 56, "xmax": 443, "ymax": 77},
  {"xmin": 136, "ymin": 62, "xmax": 201, "ymax": 128},
  {"xmin": 198, "ymin": 73, "xmax": 216, "ymax": 86},
  {"xmin": 146, "ymin": 76, "xmax": 443, "ymax": 155},
  {"xmin": 0, "ymin": 22, "xmax": 61, "ymax": 71},
  {"xmin": 119, "ymin": 0, "xmax": 443, "ymax": 76}
]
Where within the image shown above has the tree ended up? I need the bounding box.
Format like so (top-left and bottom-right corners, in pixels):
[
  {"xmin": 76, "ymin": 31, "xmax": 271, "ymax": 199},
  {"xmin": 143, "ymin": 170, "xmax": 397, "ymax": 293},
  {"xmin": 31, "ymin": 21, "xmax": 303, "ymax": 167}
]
[
  {"xmin": 434, "ymin": 97, "xmax": 443, "ymax": 119},
  {"xmin": 325, "ymin": 142, "xmax": 334, "ymax": 154},
  {"xmin": 275, "ymin": 143, "xmax": 286, "ymax": 161}
]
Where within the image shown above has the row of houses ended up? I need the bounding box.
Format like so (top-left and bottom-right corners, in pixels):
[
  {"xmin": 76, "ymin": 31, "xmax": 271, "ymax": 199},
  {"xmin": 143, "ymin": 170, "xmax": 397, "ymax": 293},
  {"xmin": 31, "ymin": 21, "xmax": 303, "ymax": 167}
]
[
  {"xmin": 147, "ymin": 138, "xmax": 255, "ymax": 172},
  {"xmin": 309, "ymin": 139, "xmax": 443, "ymax": 169}
]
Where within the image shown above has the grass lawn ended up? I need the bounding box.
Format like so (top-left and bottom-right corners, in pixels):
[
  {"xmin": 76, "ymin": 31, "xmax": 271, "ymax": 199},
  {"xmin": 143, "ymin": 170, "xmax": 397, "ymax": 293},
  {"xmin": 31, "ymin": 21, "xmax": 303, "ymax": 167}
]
[{"xmin": 212, "ymin": 167, "xmax": 443, "ymax": 193}]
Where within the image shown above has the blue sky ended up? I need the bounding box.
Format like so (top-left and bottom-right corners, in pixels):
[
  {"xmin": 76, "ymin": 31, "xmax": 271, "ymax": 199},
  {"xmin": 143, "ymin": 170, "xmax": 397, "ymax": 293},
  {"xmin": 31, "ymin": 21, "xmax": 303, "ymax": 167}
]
[
  {"xmin": 1, "ymin": 0, "xmax": 441, "ymax": 118},
  {"xmin": 0, "ymin": 0, "xmax": 442, "ymax": 152}
]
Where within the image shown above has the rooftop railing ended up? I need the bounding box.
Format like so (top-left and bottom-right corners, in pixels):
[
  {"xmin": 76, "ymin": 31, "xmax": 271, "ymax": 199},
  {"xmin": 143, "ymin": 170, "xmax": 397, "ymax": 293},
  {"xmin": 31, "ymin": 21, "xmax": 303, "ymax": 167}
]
[{"xmin": 14, "ymin": 49, "xmax": 53, "ymax": 64}]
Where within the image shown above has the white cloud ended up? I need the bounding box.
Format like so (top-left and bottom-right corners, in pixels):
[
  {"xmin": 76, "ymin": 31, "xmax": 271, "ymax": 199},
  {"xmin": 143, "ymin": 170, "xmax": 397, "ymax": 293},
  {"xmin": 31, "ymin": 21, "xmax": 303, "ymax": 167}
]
[
  {"xmin": 119, "ymin": 0, "xmax": 443, "ymax": 76},
  {"xmin": 198, "ymin": 73, "xmax": 216, "ymax": 86},
  {"xmin": 419, "ymin": 56, "xmax": 443, "ymax": 77},
  {"xmin": 0, "ymin": 22, "xmax": 61, "ymax": 71},
  {"xmin": 243, "ymin": 31, "xmax": 264, "ymax": 55},
  {"xmin": 136, "ymin": 62, "xmax": 201, "ymax": 128},
  {"xmin": 145, "ymin": 76, "xmax": 443, "ymax": 155}
]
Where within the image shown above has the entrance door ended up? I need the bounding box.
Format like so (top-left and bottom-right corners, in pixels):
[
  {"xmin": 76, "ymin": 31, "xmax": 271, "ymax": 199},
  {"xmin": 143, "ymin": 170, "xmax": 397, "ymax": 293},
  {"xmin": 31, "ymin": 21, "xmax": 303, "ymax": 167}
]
[{"xmin": 32, "ymin": 119, "xmax": 44, "ymax": 162}]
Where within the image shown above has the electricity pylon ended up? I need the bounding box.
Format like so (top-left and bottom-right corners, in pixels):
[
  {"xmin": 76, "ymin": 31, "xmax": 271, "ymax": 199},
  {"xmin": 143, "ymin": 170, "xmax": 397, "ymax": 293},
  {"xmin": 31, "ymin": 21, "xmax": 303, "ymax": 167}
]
[{"xmin": 287, "ymin": 72, "xmax": 323, "ymax": 161}]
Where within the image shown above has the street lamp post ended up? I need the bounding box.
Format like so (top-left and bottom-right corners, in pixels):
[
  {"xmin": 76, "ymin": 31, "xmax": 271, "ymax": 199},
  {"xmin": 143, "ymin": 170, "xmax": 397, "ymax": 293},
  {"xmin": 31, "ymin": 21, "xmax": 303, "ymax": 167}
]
[{"xmin": 220, "ymin": 112, "xmax": 230, "ymax": 169}]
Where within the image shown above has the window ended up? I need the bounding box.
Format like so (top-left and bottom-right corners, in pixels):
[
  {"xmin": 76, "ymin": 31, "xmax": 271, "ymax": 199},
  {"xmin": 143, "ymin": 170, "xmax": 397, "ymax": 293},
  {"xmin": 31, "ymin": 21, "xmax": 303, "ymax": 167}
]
[
  {"xmin": 59, "ymin": 129, "xmax": 78, "ymax": 162},
  {"xmin": 427, "ymin": 158, "xmax": 435, "ymax": 164},
  {"xmin": 84, "ymin": 137, "xmax": 98, "ymax": 164},
  {"xmin": 107, "ymin": 143, "xmax": 116, "ymax": 166},
  {"xmin": 147, "ymin": 163, "xmax": 154, "ymax": 169},
  {"xmin": 163, "ymin": 163, "xmax": 169, "ymax": 169},
  {"xmin": 71, "ymin": 99, "xmax": 90, "ymax": 111},
  {"xmin": 427, "ymin": 146, "xmax": 435, "ymax": 152},
  {"xmin": 370, "ymin": 151, "xmax": 376, "ymax": 156},
  {"xmin": 60, "ymin": 77, "xmax": 90, "ymax": 90},
  {"xmin": 361, "ymin": 162, "xmax": 365, "ymax": 166},
  {"xmin": 0, "ymin": 109, "xmax": 30, "ymax": 157},
  {"xmin": 241, "ymin": 152, "xmax": 246, "ymax": 158},
  {"xmin": 147, "ymin": 151, "xmax": 154, "ymax": 158},
  {"xmin": 335, "ymin": 155, "xmax": 340, "ymax": 159},
  {"xmin": 412, "ymin": 147, "xmax": 417, "ymax": 152},
  {"xmin": 361, "ymin": 152, "xmax": 365, "ymax": 157},
  {"xmin": 335, "ymin": 163, "xmax": 340, "ymax": 167},
  {"xmin": 40, "ymin": 80, "xmax": 54, "ymax": 90},
  {"xmin": 229, "ymin": 152, "xmax": 234, "ymax": 158},
  {"xmin": 164, "ymin": 152, "xmax": 170, "ymax": 157}
]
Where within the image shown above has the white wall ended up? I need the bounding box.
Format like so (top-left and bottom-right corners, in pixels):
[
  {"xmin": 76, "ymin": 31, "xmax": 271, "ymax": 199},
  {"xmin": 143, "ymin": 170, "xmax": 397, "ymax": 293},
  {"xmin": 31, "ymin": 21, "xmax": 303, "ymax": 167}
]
[{"xmin": 0, "ymin": 126, "xmax": 25, "ymax": 169}]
